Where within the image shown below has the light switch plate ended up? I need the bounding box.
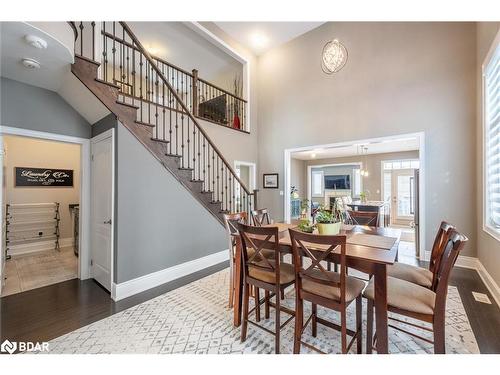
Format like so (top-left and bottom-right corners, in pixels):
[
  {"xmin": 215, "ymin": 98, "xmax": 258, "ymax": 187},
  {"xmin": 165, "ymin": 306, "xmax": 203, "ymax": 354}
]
[
  {"xmin": 279, "ymin": 190, "xmax": 284, "ymax": 196},
  {"xmin": 472, "ymin": 291, "xmax": 492, "ymax": 304}
]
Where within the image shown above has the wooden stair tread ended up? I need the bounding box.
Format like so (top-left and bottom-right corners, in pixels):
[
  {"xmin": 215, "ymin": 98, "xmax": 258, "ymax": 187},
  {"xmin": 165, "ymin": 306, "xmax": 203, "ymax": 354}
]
[
  {"xmin": 135, "ymin": 121, "xmax": 155, "ymax": 128},
  {"xmin": 95, "ymin": 78, "xmax": 121, "ymax": 89},
  {"xmin": 75, "ymin": 54, "xmax": 100, "ymax": 66},
  {"xmin": 116, "ymin": 100, "xmax": 139, "ymax": 110},
  {"xmin": 151, "ymin": 138, "xmax": 169, "ymax": 144}
]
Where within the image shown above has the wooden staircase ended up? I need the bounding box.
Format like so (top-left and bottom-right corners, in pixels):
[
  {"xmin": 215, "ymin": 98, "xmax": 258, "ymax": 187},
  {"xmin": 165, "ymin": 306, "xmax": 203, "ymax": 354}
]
[{"xmin": 70, "ymin": 22, "xmax": 256, "ymax": 225}]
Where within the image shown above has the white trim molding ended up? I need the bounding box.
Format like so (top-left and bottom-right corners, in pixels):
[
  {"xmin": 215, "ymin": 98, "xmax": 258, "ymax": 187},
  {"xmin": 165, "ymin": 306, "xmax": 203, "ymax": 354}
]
[
  {"xmin": 111, "ymin": 249, "xmax": 229, "ymax": 301},
  {"xmin": 453, "ymin": 255, "xmax": 500, "ymax": 309}
]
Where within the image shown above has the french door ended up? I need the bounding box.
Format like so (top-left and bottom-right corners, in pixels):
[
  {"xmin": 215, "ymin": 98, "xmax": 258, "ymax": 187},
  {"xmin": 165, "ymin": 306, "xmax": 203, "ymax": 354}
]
[{"xmin": 391, "ymin": 169, "xmax": 415, "ymax": 225}]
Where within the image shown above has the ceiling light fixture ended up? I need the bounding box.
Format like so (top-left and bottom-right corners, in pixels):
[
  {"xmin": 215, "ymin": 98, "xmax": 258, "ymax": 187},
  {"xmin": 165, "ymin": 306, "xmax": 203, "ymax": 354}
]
[
  {"xmin": 250, "ymin": 32, "xmax": 269, "ymax": 49},
  {"xmin": 21, "ymin": 58, "xmax": 41, "ymax": 69},
  {"xmin": 311, "ymin": 153, "xmax": 316, "ymax": 159},
  {"xmin": 24, "ymin": 35, "xmax": 48, "ymax": 49},
  {"xmin": 321, "ymin": 39, "xmax": 348, "ymax": 74}
]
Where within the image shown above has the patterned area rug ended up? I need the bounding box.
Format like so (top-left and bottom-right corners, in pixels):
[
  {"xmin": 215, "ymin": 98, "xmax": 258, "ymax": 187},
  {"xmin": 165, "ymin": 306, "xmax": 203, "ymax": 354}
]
[{"xmin": 45, "ymin": 269, "xmax": 479, "ymax": 354}]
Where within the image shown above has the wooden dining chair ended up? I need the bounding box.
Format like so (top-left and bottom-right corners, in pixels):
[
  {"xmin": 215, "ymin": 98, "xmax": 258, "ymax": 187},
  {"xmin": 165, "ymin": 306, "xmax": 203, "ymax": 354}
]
[
  {"xmin": 223, "ymin": 212, "xmax": 248, "ymax": 309},
  {"xmin": 349, "ymin": 210, "xmax": 379, "ymax": 226},
  {"xmin": 289, "ymin": 229, "xmax": 365, "ymax": 354},
  {"xmin": 250, "ymin": 208, "xmax": 272, "ymax": 226},
  {"xmin": 387, "ymin": 221, "xmax": 455, "ymax": 289},
  {"xmin": 237, "ymin": 223, "xmax": 295, "ymax": 354},
  {"xmin": 364, "ymin": 229, "xmax": 468, "ymax": 354}
]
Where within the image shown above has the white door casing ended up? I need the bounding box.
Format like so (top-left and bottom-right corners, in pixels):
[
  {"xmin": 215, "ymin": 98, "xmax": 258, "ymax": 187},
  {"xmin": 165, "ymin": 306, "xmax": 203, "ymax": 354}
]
[{"xmin": 90, "ymin": 130, "xmax": 114, "ymax": 291}]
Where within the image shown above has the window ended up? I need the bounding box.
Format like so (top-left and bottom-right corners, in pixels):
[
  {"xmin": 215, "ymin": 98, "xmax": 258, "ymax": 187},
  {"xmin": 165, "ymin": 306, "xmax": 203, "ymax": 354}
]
[
  {"xmin": 383, "ymin": 159, "xmax": 420, "ymax": 170},
  {"xmin": 353, "ymin": 168, "xmax": 361, "ymax": 197},
  {"xmin": 484, "ymin": 34, "xmax": 500, "ymax": 238},
  {"xmin": 311, "ymin": 170, "xmax": 324, "ymax": 197}
]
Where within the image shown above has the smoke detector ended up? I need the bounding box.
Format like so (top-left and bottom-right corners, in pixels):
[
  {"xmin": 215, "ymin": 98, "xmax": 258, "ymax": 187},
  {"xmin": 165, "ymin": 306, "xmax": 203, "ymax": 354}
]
[
  {"xmin": 21, "ymin": 58, "xmax": 41, "ymax": 69},
  {"xmin": 24, "ymin": 35, "xmax": 48, "ymax": 49}
]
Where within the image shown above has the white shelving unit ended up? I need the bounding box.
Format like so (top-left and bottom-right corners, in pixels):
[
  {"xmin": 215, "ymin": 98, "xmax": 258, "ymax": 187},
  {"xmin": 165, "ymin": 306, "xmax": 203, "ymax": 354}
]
[{"xmin": 5, "ymin": 202, "xmax": 60, "ymax": 259}]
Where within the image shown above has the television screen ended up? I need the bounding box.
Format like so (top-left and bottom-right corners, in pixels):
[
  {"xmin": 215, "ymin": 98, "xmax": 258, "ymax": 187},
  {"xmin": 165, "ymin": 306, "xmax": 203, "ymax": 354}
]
[{"xmin": 324, "ymin": 175, "xmax": 350, "ymax": 190}]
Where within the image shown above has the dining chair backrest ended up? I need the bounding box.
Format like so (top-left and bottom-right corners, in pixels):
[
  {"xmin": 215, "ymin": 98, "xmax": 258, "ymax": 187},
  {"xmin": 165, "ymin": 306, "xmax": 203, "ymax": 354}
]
[
  {"xmin": 429, "ymin": 221, "xmax": 455, "ymax": 275},
  {"xmin": 433, "ymin": 229, "xmax": 468, "ymax": 311},
  {"xmin": 349, "ymin": 210, "xmax": 378, "ymax": 226},
  {"xmin": 236, "ymin": 223, "xmax": 281, "ymax": 283},
  {"xmin": 223, "ymin": 212, "xmax": 248, "ymax": 253},
  {"xmin": 289, "ymin": 229, "xmax": 347, "ymax": 303},
  {"xmin": 251, "ymin": 208, "xmax": 271, "ymax": 226}
]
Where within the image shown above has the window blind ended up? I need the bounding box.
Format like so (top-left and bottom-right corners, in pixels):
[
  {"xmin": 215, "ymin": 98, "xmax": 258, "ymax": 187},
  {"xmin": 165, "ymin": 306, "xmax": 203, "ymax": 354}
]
[{"xmin": 486, "ymin": 42, "xmax": 500, "ymax": 228}]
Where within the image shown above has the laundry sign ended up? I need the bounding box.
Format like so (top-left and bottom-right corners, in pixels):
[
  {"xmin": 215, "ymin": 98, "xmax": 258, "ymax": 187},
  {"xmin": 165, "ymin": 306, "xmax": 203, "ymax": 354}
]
[{"xmin": 15, "ymin": 167, "xmax": 73, "ymax": 187}]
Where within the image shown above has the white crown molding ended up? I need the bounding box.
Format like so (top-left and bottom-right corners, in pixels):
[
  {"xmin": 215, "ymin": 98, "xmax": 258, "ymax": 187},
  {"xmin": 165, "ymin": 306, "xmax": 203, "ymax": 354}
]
[{"xmin": 111, "ymin": 249, "xmax": 229, "ymax": 301}]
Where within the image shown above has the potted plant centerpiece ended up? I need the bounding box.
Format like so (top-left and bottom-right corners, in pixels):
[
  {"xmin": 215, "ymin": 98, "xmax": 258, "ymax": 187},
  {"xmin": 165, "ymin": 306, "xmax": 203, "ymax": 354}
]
[{"xmin": 315, "ymin": 205, "xmax": 342, "ymax": 235}]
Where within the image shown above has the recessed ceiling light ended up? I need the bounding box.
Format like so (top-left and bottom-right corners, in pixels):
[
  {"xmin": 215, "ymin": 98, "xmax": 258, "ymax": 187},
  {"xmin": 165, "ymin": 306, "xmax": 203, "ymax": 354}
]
[
  {"xmin": 24, "ymin": 35, "xmax": 48, "ymax": 49},
  {"xmin": 311, "ymin": 153, "xmax": 316, "ymax": 159},
  {"xmin": 250, "ymin": 32, "xmax": 269, "ymax": 49},
  {"xmin": 21, "ymin": 58, "xmax": 41, "ymax": 69}
]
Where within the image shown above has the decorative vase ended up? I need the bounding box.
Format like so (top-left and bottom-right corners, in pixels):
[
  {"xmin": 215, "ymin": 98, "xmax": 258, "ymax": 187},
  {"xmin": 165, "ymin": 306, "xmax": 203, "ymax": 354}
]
[
  {"xmin": 232, "ymin": 114, "xmax": 241, "ymax": 129},
  {"xmin": 317, "ymin": 222, "xmax": 341, "ymax": 235}
]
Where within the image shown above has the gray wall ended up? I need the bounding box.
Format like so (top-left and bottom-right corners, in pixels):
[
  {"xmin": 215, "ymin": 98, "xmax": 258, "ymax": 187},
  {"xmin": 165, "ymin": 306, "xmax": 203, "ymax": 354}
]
[
  {"xmin": 1, "ymin": 77, "xmax": 91, "ymax": 138},
  {"xmin": 476, "ymin": 23, "xmax": 500, "ymax": 285},
  {"xmin": 290, "ymin": 158, "xmax": 306, "ymax": 199},
  {"xmin": 115, "ymin": 125, "xmax": 227, "ymax": 283},
  {"xmin": 257, "ymin": 22, "xmax": 477, "ymax": 256}
]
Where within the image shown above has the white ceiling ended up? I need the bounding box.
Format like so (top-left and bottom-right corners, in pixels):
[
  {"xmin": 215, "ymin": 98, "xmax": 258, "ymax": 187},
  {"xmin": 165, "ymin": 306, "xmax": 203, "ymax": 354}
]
[
  {"xmin": 0, "ymin": 22, "xmax": 73, "ymax": 91},
  {"xmin": 214, "ymin": 22, "xmax": 324, "ymax": 56},
  {"xmin": 1, "ymin": 22, "xmax": 110, "ymax": 124},
  {"xmin": 291, "ymin": 137, "xmax": 420, "ymax": 160}
]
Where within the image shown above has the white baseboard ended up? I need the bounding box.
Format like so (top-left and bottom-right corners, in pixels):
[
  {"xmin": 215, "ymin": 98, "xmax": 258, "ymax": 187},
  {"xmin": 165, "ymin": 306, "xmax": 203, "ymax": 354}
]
[
  {"xmin": 455, "ymin": 255, "xmax": 500, "ymax": 308},
  {"xmin": 111, "ymin": 249, "xmax": 229, "ymax": 301},
  {"xmin": 8, "ymin": 237, "xmax": 73, "ymax": 256}
]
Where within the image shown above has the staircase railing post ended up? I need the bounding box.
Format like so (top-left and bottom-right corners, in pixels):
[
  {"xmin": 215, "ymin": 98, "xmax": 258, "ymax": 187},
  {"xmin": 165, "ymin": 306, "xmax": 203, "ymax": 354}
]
[
  {"xmin": 192, "ymin": 69, "xmax": 199, "ymax": 117},
  {"xmin": 253, "ymin": 189, "xmax": 259, "ymax": 211}
]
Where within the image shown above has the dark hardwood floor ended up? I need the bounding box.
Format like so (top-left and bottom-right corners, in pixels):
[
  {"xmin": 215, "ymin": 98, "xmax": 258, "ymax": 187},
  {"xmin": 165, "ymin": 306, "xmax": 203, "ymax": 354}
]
[{"xmin": 1, "ymin": 260, "xmax": 500, "ymax": 353}]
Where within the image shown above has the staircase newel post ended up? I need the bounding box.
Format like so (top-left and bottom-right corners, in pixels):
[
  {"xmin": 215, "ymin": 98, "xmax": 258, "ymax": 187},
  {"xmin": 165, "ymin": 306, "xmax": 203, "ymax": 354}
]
[
  {"xmin": 253, "ymin": 189, "xmax": 259, "ymax": 211},
  {"xmin": 192, "ymin": 69, "xmax": 199, "ymax": 117}
]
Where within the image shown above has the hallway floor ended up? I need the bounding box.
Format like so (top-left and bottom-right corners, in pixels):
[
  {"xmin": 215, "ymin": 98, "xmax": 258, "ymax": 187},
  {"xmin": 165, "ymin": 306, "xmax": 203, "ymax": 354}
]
[{"xmin": 1, "ymin": 247, "xmax": 78, "ymax": 297}]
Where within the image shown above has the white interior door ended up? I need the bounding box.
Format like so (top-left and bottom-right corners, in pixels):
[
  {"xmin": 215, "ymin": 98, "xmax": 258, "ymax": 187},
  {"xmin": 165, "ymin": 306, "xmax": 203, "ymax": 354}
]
[
  {"xmin": 91, "ymin": 132, "xmax": 113, "ymax": 291},
  {"xmin": 391, "ymin": 169, "xmax": 415, "ymax": 225}
]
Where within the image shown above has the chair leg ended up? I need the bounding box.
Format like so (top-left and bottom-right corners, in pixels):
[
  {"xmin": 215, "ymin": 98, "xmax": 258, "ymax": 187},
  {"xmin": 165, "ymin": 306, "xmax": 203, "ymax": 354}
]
[
  {"xmin": 254, "ymin": 287, "xmax": 261, "ymax": 322},
  {"xmin": 294, "ymin": 293, "xmax": 303, "ymax": 354},
  {"xmin": 433, "ymin": 316, "xmax": 446, "ymax": 354},
  {"xmin": 311, "ymin": 303, "xmax": 318, "ymax": 337},
  {"xmin": 356, "ymin": 295, "xmax": 363, "ymax": 354},
  {"xmin": 275, "ymin": 288, "xmax": 281, "ymax": 354},
  {"xmin": 366, "ymin": 299, "xmax": 374, "ymax": 354},
  {"xmin": 241, "ymin": 282, "xmax": 250, "ymax": 342},
  {"xmin": 228, "ymin": 257, "xmax": 234, "ymax": 309},
  {"xmin": 340, "ymin": 308, "xmax": 347, "ymax": 353},
  {"xmin": 265, "ymin": 290, "xmax": 270, "ymax": 319},
  {"xmin": 327, "ymin": 261, "xmax": 331, "ymax": 271}
]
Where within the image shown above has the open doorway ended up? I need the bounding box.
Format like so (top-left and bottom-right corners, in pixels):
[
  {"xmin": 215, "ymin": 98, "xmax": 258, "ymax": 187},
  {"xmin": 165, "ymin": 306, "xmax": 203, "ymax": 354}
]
[
  {"xmin": 284, "ymin": 132, "xmax": 424, "ymax": 261},
  {"xmin": 1, "ymin": 134, "xmax": 81, "ymax": 296}
]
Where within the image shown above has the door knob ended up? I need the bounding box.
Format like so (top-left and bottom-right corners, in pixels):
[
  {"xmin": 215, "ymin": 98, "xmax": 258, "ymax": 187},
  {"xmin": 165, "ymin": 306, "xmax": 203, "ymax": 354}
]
[{"xmin": 103, "ymin": 219, "xmax": 112, "ymax": 225}]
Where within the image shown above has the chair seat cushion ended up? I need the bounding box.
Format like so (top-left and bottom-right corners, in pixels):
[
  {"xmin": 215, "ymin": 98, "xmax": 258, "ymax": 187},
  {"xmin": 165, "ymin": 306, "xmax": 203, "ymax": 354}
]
[
  {"xmin": 363, "ymin": 276, "xmax": 436, "ymax": 315},
  {"xmin": 301, "ymin": 269, "xmax": 365, "ymax": 303},
  {"xmin": 248, "ymin": 262, "xmax": 295, "ymax": 285},
  {"xmin": 387, "ymin": 262, "xmax": 433, "ymax": 288}
]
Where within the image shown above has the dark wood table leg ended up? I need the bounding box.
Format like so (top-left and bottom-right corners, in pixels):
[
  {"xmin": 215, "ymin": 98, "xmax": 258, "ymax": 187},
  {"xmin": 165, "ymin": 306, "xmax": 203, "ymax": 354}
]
[
  {"xmin": 374, "ymin": 263, "xmax": 389, "ymax": 354},
  {"xmin": 233, "ymin": 236, "xmax": 243, "ymax": 327}
]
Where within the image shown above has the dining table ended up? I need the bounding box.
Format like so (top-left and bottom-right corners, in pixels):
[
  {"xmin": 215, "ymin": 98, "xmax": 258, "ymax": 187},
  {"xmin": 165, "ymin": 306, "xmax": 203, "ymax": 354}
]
[{"xmin": 232, "ymin": 222, "xmax": 401, "ymax": 354}]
